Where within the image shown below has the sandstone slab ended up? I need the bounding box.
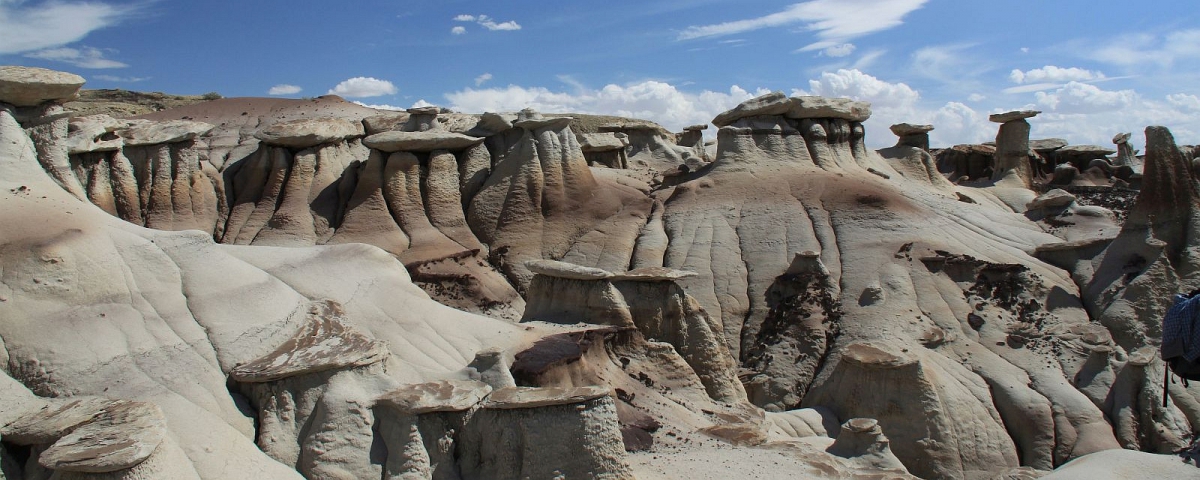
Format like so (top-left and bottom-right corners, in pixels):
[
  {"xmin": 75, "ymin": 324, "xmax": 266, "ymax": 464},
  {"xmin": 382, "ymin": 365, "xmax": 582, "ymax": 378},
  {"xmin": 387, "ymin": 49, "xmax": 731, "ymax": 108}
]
[
  {"xmin": 0, "ymin": 66, "xmax": 85, "ymax": 107},
  {"xmin": 254, "ymin": 117, "xmax": 364, "ymax": 148},
  {"xmin": 484, "ymin": 386, "xmax": 611, "ymax": 409},
  {"xmin": 890, "ymin": 123, "xmax": 933, "ymax": 136},
  {"xmin": 377, "ymin": 380, "xmax": 492, "ymax": 414},
  {"xmin": 989, "ymin": 110, "xmax": 1040, "ymax": 123},
  {"xmin": 119, "ymin": 119, "xmax": 213, "ymax": 145},
  {"xmin": 526, "ymin": 259, "xmax": 614, "ymax": 280},
  {"xmin": 362, "ymin": 130, "xmax": 483, "ymax": 152},
  {"xmin": 787, "ymin": 96, "xmax": 871, "ymax": 122}
]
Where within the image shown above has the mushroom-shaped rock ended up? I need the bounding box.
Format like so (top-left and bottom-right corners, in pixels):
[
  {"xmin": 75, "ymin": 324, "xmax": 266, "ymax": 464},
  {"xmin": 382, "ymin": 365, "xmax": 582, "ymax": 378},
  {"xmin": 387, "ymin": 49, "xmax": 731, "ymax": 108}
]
[
  {"xmin": 1113, "ymin": 132, "xmax": 1131, "ymax": 144},
  {"xmin": 0, "ymin": 66, "xmax": 85, "ymax": 107},
  {"xmin": 118, "ymin": 119, "xmax": 213, "ymax": 146},
  {"xmin": 406, "ymin": 106, "xmax": 439, "ymax": 115},
  {"xmin": 38, "ymin": 401, "xmax": 168, "ymax": 473},
  {"xmin": 254, "ymin": 117, "xmax": 364, "ymax": 148},
  {"xmin": 825, "ymin": 418, "xmax": 909, "ymax": 473},
  {"xmin": 525, "ymin": 259, "xmax": 614, "ymax": 280},
  {"xmin": 890, "ymin": 123, "xmax": 934, "ymax": 150},
  {"xmin": 1031, "ymin": 138, "xmax": 1068, "ymax": 153},
  {"xmin": 377, "ymin": 380, "xmax": 492, "ymax": 414},
  {"xmin": 229, "ymin": 301, "xmax": 389, "ymax": 382},
  {"xmin": 712, "ymin": 91, "xmax": 792, "ymax": 127},
  {"xmin": 889, "ymin": 123, "xmax": 933, "ymax": 136},
  {"xmin": 683, "ymin": 124, "xmax": 709, "ymax": 131},
  {"xmin": 989, "ymin": 110, "xmax": 1041, "ymax": 123},
  {"xmin": 1027, "ymin": 189, "xmax": 1076, "ymax": 210},
  {"xmin": 787, "ymin": 96, "xmax": 872, "ymax": 122},
  {"xmin": 580, "ymin": 132, "xmax": 630, "ymax": 152},
  {"xmin": 362, "ymin": 130, "xmax": 484, "ymax": 152},
  {"xmin": 804, "ymin": 342, "xmax": 1019, "ymax": 479},
  {"xmin": 65, "ymin": 114, "xmax": 125, "ymax": 154},
  {"xmin": 459, "ymin": 385, "xmax": 631, "ymax": 479}
]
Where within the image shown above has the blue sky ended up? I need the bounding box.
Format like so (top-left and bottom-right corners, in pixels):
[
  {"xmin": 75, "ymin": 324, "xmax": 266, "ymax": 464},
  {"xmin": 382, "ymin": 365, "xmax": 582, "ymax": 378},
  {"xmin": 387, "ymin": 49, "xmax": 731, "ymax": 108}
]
[{"xmin": 3, "ymin": 0, "xmax": 1200, "ymax": 149}]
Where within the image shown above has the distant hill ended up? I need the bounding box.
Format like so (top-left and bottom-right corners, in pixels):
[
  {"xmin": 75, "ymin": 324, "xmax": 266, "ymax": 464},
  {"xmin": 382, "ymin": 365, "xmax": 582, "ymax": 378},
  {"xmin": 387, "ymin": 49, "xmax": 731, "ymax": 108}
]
[{"xmin": 63, "ymin": 88, "xmax": 217, "ymax": 117}]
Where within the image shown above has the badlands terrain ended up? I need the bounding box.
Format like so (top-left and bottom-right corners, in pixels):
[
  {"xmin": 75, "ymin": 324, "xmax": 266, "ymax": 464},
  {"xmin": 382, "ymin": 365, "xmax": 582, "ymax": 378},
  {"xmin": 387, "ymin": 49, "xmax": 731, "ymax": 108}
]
[{"xmin": 1, "ymin": 65, "xmax": 1199, "ymax": 479}]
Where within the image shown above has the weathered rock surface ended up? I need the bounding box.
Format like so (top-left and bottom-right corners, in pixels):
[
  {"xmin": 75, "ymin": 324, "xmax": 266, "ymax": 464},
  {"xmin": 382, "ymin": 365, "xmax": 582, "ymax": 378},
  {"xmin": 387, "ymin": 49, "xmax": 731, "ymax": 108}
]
[
  {"xmin": 0, "ymin": 66, "xmax": 85, "ymax": 107},
  {"xmin": 362, "ymin": 130, "xmax": 484, "ymax": 152},
  {"xmin": 989, "ymin": 110, "xmax": 1041, "ymax": 123},
  {"xmin": 254, "ymin": 117, "xmax": 365, "ymax": 148}
]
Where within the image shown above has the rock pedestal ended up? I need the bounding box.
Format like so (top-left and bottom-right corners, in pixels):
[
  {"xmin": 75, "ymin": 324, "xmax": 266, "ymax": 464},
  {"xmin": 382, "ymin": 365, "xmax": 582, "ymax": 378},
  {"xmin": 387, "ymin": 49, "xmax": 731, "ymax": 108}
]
[
  {"xmin": 989, "ymin": 110, "xmax": 1039, "ymax": 187},
  {"xmin": 1113, "ymin": 132, "xmax": 1136, "ymax": 166},
  {"xmin": 889, "ymin": 123, "xmax": 933, "ymax": 151}
]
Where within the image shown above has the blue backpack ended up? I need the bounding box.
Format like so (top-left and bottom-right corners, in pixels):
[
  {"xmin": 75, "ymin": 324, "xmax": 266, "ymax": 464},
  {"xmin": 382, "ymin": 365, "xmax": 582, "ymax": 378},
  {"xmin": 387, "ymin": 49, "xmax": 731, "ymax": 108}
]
[{"xmin": 1163, "ymin": 291, "xmax": 1200, "ymax": 400}]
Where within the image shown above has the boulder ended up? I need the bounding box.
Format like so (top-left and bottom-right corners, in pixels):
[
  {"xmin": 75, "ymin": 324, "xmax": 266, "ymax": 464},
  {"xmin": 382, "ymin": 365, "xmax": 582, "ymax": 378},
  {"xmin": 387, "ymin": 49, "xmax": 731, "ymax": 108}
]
[
  {"xmin": 989, "ymin": 110, "xmax": 1040, "ymax": 123},
  {"xmin": 526, "ymin": 259, "xmax": 614, "ymax": 280},
  {"xmin": 711, "ymin": 91, "xmax": 791, "ymax": 127},
  {"xmin": 0, "ymin": 66, "xmax": 85, "ymax": 107},
  {"xmin": 362, "ymin": 112, "xmax": 410, "ymax": 134},
  {"xmin": 377, "ymin": 380, "xmax": 492, "ymax": 414},
  {"xmin": 483, "ymin": 386, "xmax": 611, "ymax": 409},
  {"xmin": 580, "ymin": 132, "xmax": 630, "ymax": 152},
  {"xmin": 889, "ymin": 123, "xmax": 933, "ymax": 136},
  {"xmin": 787, "ymin": 96, "xmax": 871, "ymax": 122},
  {"xmin": 683, "ymin": 124, "xmax": 708, "ymax": 131},
  {"xmin": 514, "ymin": 108, "xmax": 572, "ymax": 130},
  {"xmin": 254, "ymin": 117, "xmax": 364, "ymax": 148},
  {"xmin": 1112, "ymin": 132, "xmax": 1131, "ymax": 144},
  {"xmin": 1027, "ymin": 189, "xmax": 1076, "ymax": 210},
  {"xmin": 362, "ymin": 130, "xmax": 484, "ymax": 152},
  {"xmin": 229, "ymin": 300, "xmax": 390, "ymax": 382},
  {"xmin": 1030, "ymin": 138, "xmax": 1068, "ymax": 153},
  {"xmin": 118, "ymin": 119, "xmax": 214, "ymax": 146}
]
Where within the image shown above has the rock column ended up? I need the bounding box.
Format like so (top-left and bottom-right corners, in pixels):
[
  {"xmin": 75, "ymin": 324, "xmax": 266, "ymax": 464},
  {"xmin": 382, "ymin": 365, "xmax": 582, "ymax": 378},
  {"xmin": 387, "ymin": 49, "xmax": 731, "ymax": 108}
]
[
  {"xmin": 889, "ymin": 123, "xmax": 933, "ymax": 151},
  {"xmin": 989, "ymin": 110, "xmax": 1040, "ymax": 187}
]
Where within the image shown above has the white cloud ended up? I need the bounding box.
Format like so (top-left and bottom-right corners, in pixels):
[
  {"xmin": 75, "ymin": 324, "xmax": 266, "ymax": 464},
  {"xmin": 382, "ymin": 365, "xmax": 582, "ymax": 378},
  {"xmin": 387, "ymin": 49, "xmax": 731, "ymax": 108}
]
[
  {"xmin": 822, "ymin": 43, "xmax": 856, "ymax": 57},
  {"xmin": 453, "ymin": 14, "xmax": 521, "ymax": 32},
  {"xmin": 411, "ymin": 99, "xmax": 436, "ymax": 108},
  {"xmin": 445, "ymin": 81, "xmax": 768, "ymax": 133},
  {"xmin": 1084, "ymin": 29, "xmax": 1200, "ymax": 68},
  {"xmin": 910, "ymin": 44, "xmax": 984, "ymax": 84},
  {"xmin": 677, "ymin": 0, "xmax": 927, "ymax": 51},
  {"xmin": 1010, "ymin": 65, "xmax": 1105, "ymax": 84},
  {"xmin": 1167, "ymin": 93, "xmax": 1200, "ymax": 111},
  {"xmin": 479, "ymin": 18, "xmax": 520, "ymax": 31},
  {"xmin": 92, "ymin": 74, "xmax": 147, "ymax": 82},
  {"xmin": 1002, "ymin": 83, "xmax": 1064, "ymax": 95},
  {"xmin": 1020, "ymin": 47, "xmax": 1030, "ymax": 53},
  {"xmin": 474, "ymin": 73, "xmax": 493, "ymax": 86},
  {"xmin": 24, "ymin": 46, "xmax": 126, "ymax": 68},
  {"xmin": 0, "ymin": 0, "xmax": 136, "ymax": 54},
  {"xmin": 967, "ymin": 93, "xmax": 986, "ymax": 102},
  {"xmin": 353, "ymin": 101, "xmax": 404, "ymax": 111},
  {"xmin": 1033, "ymin": 82, "xmax": 1137, "ymax": 114},
  {"xmin": 327, "ymin": 77, "xmax": 398, "ymax": 98},
  {"xmin": 268, "ymin": 84, "xmax": 302, "ymax": 96},
  {"xmin": 795, "ymin": 69, "xmax": 992, "ymax": 146}
]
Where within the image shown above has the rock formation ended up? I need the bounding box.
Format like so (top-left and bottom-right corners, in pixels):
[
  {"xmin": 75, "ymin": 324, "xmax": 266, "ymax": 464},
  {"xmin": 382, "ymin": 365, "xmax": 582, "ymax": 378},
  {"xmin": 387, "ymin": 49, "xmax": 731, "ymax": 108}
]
[
  {"xmin": 4, "ymin": 66, "xmax": 1200, "ymax": 479},
  {"xmin": 989, "ymin": 110, "xmax": 1039, "ymax": 187},
  {"xmin": 890, "ymin": 123, "xmax": 933, "ymax": 151}
]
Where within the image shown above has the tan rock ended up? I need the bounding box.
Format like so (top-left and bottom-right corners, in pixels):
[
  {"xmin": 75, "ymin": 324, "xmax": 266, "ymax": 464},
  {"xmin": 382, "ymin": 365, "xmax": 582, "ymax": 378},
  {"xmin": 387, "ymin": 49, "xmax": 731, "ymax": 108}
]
[
  {"xmin": 254, "ymin": 117, "xmax": 364, "ymax": 148},
  {"xmin": 0, "ymin": 66, "xmax": 85, "ymax": 106},
  {"xmin": 989, "ymin": 110, "xmax": 1040, "ymax": 123},
  {"xmin": 362, "ymin": 130, "xmax": 483, "ymax": 152},
  {"xmin": 787, "ymin": 96, "xmax": 872, "ymax": 122},
  {"xmin": 119, "ymin": 119, "xmax": 213, "ymax": 146},
  {"xmin": 230, "ymin": 300, "xmax": 389, "ymax": 382},
  {"xmin": 377, "ymin": 380, "xmax": 492, "ymax": 414}
]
